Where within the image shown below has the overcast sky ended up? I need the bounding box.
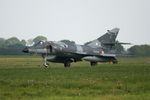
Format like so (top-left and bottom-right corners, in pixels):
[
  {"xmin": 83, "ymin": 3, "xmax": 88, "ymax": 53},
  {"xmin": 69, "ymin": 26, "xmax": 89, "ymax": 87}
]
[{"xmin": 0, "ymin": 0, "xmax": 150, "ymax": 47}]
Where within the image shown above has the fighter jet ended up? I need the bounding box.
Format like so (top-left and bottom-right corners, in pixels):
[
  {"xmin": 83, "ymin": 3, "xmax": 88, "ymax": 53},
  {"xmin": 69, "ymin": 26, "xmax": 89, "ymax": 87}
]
[{"xmin": 23, "ymin": 28, "xmax": 128, "ymax": 67}]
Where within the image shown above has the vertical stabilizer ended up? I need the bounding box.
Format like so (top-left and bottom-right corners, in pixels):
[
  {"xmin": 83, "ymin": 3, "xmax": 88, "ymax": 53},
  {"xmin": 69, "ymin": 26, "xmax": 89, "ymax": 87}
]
[
  {"xmin": 98, "ymin": 28, "xmax": 119, "ymax": 43},
  {"xmin": 85, "ymin": 28, "xmax": 120, "ymax": 48}
]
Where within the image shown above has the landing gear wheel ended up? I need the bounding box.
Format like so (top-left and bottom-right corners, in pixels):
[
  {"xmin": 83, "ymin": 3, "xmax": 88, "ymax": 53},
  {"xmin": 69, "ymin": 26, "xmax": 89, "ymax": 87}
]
[
  {"xmin": 90, "ymin": 62, "xmax": 97, "ymax": 66},
  {"xmin": 113, "ymin": 61, "xmax": 118, "ymax": 64},
  {"xmin": 42, "ymin": 54, "xmax": 49, "ymax": 68},
  {"xmin": 43, "ymin": 63, "xmax": 49, "ymax": 68},
  {"xmin": 64, "ymin": 62, "xmax": 71, "ymax": 67}
]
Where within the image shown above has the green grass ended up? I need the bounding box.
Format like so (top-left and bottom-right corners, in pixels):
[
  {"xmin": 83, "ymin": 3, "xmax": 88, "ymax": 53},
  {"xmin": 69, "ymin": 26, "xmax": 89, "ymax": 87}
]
[{"xmin": 0, "ymin": 56, "xmax": 150, "ymax": 100}]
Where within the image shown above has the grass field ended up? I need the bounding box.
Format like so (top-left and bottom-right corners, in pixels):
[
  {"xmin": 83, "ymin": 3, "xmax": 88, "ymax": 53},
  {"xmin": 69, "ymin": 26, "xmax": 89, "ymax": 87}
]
[{"xmin": 0, "ymin": 56, "xmax": 150, "ymax": 100}]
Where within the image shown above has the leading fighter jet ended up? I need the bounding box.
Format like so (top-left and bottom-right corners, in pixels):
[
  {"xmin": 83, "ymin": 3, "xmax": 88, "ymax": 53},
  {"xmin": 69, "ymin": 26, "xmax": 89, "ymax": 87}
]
[{"xmin": 23, "ymin": 28, "xmax": 128, "ymax": 67}]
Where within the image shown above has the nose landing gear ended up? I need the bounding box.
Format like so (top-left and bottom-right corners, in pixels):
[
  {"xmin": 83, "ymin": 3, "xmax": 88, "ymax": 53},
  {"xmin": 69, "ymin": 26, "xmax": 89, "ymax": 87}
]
[
  {"xmin": 43, "ymin": 61, "xmax": 49, "ymax": 67},
  {"xmin": 42, "ymin": 55, "xmax": 49, "ymax": 68}
]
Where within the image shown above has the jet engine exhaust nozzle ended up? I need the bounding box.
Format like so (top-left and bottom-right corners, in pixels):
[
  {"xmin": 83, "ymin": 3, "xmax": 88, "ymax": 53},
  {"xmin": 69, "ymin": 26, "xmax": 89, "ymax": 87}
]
[{"xmin": 22, "ymin": 47, "xmax": 29, "ymax": 53}]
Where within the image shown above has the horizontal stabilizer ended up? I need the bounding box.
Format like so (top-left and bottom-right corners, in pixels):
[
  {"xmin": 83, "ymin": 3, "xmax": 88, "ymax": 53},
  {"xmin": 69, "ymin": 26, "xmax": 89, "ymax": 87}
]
[
  {"xmin": 117, "ymin": 42, "xmax": 131, "ymax": 45},
  {"xmin": 102, "ymin": 42, "xmax": 131, "ymax": 46}
]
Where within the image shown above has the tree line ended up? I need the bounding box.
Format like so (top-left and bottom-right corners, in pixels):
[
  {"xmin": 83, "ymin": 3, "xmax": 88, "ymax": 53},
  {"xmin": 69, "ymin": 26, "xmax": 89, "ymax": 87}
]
[
  {"xmin": 0, "ymin": 36, "xmax": 47, "ymax": 55},
  {"xmin": 0, "ymin": 36, "xmax": 150, "ymax": 57},
  {"xmin": 128, "ymin": 45, "xmax": 150, "ymax": 57}
]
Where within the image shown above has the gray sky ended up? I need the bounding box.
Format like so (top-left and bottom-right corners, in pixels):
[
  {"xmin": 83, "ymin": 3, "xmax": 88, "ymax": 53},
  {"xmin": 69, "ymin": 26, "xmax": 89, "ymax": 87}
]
[{"xmin": 0, "ymin": 0, "xmax": 150, "ymax": 47}]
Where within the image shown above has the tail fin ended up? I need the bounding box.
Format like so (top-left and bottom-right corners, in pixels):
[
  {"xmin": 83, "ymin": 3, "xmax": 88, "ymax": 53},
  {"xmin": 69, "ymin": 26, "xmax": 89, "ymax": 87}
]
[
  {"xmin": 98, "ymin": 28, "xmax": 119, "ymax": 43},
  {"xmin": 85, "ymin": 28, "xmax": 120, "ymax": 48}
]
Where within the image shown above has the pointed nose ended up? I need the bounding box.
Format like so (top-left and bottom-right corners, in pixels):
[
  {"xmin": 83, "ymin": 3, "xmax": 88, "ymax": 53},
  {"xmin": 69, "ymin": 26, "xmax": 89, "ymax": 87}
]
[{"xmin": 22, "ymin": 47, "xmax": 29, "ymax": 53}]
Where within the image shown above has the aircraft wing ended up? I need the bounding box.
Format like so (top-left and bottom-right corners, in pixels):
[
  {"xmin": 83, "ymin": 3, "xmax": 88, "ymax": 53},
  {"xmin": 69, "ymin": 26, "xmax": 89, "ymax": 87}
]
[
  {"xmin": 100, "ymin": 53, "xmax": 116, "ymax": 57},
  {"xmin": 67, "ymin": 51, "xmax": 116, "ymax": 58}
]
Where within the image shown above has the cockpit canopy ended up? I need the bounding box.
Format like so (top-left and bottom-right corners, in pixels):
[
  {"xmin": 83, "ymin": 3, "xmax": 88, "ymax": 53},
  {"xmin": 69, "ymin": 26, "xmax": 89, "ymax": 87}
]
[{"xmin": 33, "ymin": 40, "xmax": 45, "ymax": 47}]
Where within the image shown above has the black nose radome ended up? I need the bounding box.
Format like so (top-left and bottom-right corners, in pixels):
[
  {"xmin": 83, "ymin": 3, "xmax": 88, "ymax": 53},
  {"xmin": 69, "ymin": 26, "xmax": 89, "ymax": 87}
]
[{"xmin": 22, "ymin": 47, "xmax": 29, "ymax": 53}]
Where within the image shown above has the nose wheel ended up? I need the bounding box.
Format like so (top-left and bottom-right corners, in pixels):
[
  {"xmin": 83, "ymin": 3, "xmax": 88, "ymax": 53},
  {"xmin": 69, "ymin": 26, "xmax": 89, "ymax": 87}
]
[
  {"xmin": 43, "ymin": 57, "xmax": 49, "ymax": 67},
  {"xmin": 43, "ymin": 63, "xmax": 49, "ymax": 67},
  {"xmin": 42, "ymin": 55, "xmax": 49, "ymax": 68}
]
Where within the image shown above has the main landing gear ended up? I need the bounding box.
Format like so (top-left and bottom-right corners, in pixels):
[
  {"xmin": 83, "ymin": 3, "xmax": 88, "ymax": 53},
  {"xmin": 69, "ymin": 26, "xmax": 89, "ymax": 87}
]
[
  {"xmin": 63, "ymin": 58, "xmax": 74, "ymax": 67},
  {"xmin": 64, "ymin": 62, "xmax": 71, "ymax": 67},
  {"xmin": 112, "ymin": 60, "xmax": 118, "ymax": 64},
  {"xmin": 90, "ymin": 62, "xmax": 97, "ymax": 66}
]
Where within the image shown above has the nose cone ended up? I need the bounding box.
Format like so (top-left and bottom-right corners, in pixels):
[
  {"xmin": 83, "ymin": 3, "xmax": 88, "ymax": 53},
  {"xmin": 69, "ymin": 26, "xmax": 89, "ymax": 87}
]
[{"xmin": 22, "ymin": 47, "xmax": 29, "ymax": 53}]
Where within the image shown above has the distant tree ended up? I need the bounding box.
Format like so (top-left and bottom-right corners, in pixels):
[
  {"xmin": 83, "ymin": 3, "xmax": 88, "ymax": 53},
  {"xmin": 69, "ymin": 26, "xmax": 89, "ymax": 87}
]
[
  {"xmin": 0, "ymin": 38, "xmax": 5, "ymax": 47},
  {"xmin": 33, "ymin": 36, "xmax": 47, "ymax": 43},
  {"xmin": 20, "ymin": 39, "xmax": 26, "ymax": 46},
  {"xmin": 60, "ymin": 40, "xmax": 75, "ymax": 45},
  {"xmin": 5, "ymin": 37, "xmax": 20, "ymax": 47},
  {"xmin": 26, "ymin": 39, "xmax": 34, "ymax": 46},
  {"xmin": 128, "ymin": 45, "xmax": 150, "ymax": 57},
  {"xmin": 8, "ymin": 43, "xmax": 25, "ymax": 49}
]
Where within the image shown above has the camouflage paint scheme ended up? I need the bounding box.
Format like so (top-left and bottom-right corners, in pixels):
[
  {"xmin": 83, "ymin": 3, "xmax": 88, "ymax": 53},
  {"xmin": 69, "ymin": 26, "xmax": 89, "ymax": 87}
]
[{"xmin": 23, "ymin": 28, "xmax": 121, "ymax": 67}]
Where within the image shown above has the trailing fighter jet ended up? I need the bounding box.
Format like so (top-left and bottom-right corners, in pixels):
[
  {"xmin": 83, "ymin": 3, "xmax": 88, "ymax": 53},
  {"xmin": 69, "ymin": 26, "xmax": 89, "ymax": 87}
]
[{"xmin": 23, "ymin": 28, "xmax": 129, "ymax": 67}]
